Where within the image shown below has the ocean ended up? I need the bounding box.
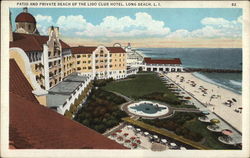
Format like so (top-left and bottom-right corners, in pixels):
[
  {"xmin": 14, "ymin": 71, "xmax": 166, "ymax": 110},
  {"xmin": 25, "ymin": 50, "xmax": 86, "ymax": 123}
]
[{"xmin": 139, "ymin": 48, "xmax": 242, "ymax": 94}]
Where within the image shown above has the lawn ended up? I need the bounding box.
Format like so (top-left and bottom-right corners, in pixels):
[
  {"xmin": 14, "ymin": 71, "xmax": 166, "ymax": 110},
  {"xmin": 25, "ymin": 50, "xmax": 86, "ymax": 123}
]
[
  {"xmin": 103, "ymin": 72, "xmax": 173, "ymax": 98},
  {"xmin": 103, "ymin": 72, "xmax": 196, "ymax": 108}
]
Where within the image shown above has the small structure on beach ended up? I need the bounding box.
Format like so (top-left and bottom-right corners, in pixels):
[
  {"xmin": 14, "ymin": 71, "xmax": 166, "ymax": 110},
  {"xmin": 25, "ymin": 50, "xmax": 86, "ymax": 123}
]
[{"xmin": 142, "ymin": 57, "xmax": 183, "ymax": 72}]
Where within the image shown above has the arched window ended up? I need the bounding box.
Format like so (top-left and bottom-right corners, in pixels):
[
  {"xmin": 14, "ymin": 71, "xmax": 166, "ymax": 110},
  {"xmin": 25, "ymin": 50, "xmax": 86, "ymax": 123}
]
[{"xmin": 28, "ymin": 24, "xmax": 31, "ymax": 30}]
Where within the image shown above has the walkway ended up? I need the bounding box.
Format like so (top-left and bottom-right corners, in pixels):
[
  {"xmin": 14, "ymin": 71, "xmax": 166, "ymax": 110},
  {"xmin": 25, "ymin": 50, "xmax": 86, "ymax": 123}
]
[{"xmin": 110, "ymin": 91, "xmax": 133, "ymax": 102}]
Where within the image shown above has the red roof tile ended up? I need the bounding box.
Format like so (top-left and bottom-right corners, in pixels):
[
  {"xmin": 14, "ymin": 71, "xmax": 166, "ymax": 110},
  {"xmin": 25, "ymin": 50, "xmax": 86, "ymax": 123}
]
[
  {"xmin": 9, "ymin": 59, "xmax": 126, "ymax": 149},
  {"xmin": 9, "ymin": 92, "xmax": 127, "ymax": 149},
  {"xmin": 9, "ymin": 59, "xmax": 39, "ymax": 103},
  {"xmin": 71, "ymin": 46, "xmax": 126, "ymax": 54},
  {"xmin": 144, "ymin": 57, "xmax": 182, "ymax": 65},
  {"xmin": 10, "ymin": 33, "xmax": 70, "ymax": 52},
  {"xmin": 15, "ymin": 12, "xmax": 36, "ymax": 23}
]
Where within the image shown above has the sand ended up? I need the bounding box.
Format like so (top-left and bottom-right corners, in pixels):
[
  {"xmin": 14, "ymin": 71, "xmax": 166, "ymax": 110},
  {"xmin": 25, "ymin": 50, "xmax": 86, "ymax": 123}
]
[{"xmin": 166, "ymin": 72, "xmax": 242, "ymax": 132}]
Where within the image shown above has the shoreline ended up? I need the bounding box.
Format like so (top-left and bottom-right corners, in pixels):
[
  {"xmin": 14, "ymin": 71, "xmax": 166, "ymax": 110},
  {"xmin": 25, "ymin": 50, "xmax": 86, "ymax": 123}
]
[
  {"xmin": 191, "ymin": 72, "xmax": 242, "ymax": 95},
  {"xmin": 166, "ymin": 72, "xmax": 242, "ymax": 133}
]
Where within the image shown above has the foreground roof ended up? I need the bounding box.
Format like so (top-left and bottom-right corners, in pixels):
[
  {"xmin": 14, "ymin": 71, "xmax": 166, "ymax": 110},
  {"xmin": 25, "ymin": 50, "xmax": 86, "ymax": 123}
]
[
  {"xmin": 9, "ymin": 59, "xmax": 126, "ymax": 149},
  {"xmin": 71, "ymin": 46, "xmax": 126, "ymax": 54},
  {"xmin": 10, "ymin": 32, "xmax": 70, "ymax": 52},
  {"xmin": 9, "ymin": 59, "xmax": 39, "ymax": 103},
  {"xmin": 144, "ymin": 57, "xmax": 182, "ymax": 65}
]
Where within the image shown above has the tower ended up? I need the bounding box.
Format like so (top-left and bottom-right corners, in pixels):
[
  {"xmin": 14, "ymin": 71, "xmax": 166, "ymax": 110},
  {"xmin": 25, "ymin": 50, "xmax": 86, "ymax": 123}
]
[{"xmin": 15, "ymin": 7, "xmax": 39, "ymax": 34}]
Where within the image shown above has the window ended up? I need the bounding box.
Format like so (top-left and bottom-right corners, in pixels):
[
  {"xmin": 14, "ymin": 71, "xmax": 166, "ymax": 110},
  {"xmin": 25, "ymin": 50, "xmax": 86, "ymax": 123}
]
[
  {"xmin": 88, "ymin": 60, "xmax": 91, "ymax": 64},
  {"xmin": 110, "ymin": 54, "xmax": 112, "ymax": 57},
  {"xmin": 88, "ymin": 55, "xmax": 91, "ymax": 58},
  {"xmin": 83, "ymin": 61, "xmax": 86, "ymax": 63},
  {"xmin": 88, "ymin": 66, "xmax": 92, "ymax": 69},
  {"xmin": 28, "ymin": 24, "xmax": 31, "ymax": 30},
  {"xmin": 49, "ymin": 82, "xmax": 52, "ymax": 87},
  {"xmin": 48, "ymin": 51, "xmax": 51, "ymax": 57},
  {"xmin": 83, "ymin": 67, "xmax": 86, "ymax": 69},
  {"xmin": 77, "ymin": 67, "xmax": 81, "ymax": 70},
  {"xmin": 77, "ymin": 55, "xmax": 81, "ymax": 58},
  {"xmin": 54, "ymin": 61, "xmax": 56, "ymax": 65},
  {"xmin": 95, "ymin": 60, "xmax": 99, "ymax": 63},
  {"xmin": 95, "ymin": 66, "xmax": 99, "ymax": 69},
  {"xmin": 110, "ymin": 65, "xmax": 113, "ymax": 68},
  {"xmin": 110, "ymin": 59, "xmax": 112, "ymax": 62},
  {"xmin": 77, "ymin": 61, "xmax": 80, "ymax": 64},
  {"xmin": 49, "ymin": 62, "xmax": 52, "ymax": 68}
]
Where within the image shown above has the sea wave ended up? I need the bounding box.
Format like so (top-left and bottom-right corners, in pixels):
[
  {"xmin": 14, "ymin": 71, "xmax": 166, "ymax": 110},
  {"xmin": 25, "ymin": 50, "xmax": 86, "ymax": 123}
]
[
  {"xmin": 229, "ymin": 80, "xmax": 242, "ymax": 86},
  {"xmin": 192, "ymin": 72, "xmax": 241, "ymax": 94}
]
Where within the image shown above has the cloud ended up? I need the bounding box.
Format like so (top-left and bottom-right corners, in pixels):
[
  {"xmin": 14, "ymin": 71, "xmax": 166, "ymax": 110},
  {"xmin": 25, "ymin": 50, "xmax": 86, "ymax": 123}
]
[
  {"xmin": 34, "ymin": 13, "xmax": 241, "ymax": 40},
  {"xmin": 35, "ymin": 14, "xmax": 54, "ymax": 35},
  {"xmin": 166, "ymin": 16, "xmax": 242, "ymax": 39},
  {"xmin": 58, "ymin": 12, "xmax": 170, "ymax": 38}
]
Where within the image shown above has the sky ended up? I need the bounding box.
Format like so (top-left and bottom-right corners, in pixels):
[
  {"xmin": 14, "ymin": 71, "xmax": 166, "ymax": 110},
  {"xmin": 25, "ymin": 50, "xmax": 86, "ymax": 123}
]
[{"xmin": 10, "ymin": 8, "xmax": 242, "ymax": 48}]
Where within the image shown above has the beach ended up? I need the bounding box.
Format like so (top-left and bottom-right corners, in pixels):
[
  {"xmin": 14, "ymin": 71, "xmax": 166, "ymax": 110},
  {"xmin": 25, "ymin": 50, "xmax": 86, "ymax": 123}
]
[{"xmin": 166, "ymin": 72, "xmax": 242, "ymax": 133}]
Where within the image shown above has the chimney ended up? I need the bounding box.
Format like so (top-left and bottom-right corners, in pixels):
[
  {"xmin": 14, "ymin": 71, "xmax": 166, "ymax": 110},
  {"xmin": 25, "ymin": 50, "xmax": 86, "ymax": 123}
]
[
  {"xmin": 23, "ymin": 7, "xmax": 28, "ymax": 13},
  {"xmin": 9, "ymin": 11, "xmax": 13, "ymax": 42}
]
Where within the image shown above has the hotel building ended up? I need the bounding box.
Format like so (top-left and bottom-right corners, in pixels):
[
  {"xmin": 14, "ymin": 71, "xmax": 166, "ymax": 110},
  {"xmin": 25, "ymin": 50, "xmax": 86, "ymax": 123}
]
[{"xmin": 71, "ymin": 46, "xmax": 127, "ymax": 80}]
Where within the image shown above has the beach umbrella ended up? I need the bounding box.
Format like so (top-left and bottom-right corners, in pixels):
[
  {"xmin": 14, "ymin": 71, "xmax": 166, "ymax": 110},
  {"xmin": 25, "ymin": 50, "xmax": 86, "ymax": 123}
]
[
  {"xmin": 184, "ymin": 96, "xmax": 191, "ymax": 100},
  {"xmin": 180, "ymin": 147, "xmax": 187, "ymax": 150},
  {"xmin": 210, "ymin": 118, "xmax": 220, "ymax": 124},
  {"xmin": 232, "ymin": 98, "xmax": 237, "ymax": 102},
  {"xmin": 170, "ymin": 143, "xmax": 177, "ymax": 147},
  {"xmin": 136, "ymin": 140, "xmax": 141, "ymax": 144},
  {"xmin": 153, "ymin": 135, "xmax": 158, "ymax": 139},
  {"xmin": 222, "ymin": 129, "xmax": 233, "ymax": 136},
  {"xmin": 144, "ymin": 132, "xmax": 149, "ymax": 136},
  {"xmin": 202, "ymin": 111, "xmax": 210, "ymax": 115},
  {"xmin": 125, "ymin": 139, "xmax": 131, "ymax": 144},
  {"xmin": 161, "ymin": 139, "xmax": 167, "ymax": 143},
  {"xmin": 116, "ymin": 129, "xmax": 122, "ymax": 133},
  {"xmin": 132, "ymin": 143, "xmax": 137, "ymax": 148},
  {"xmin": 136, "ymin": 128, "xmax": 141, "ymax": 132},
  {"xmin": 123, "ymin": 133, "xmax": 129, "ymax": 137},
  {"xmin": 127, "ymin": 125, "xmax": 133, "ymax": 129},
  {"xmin": 130, "ymin": 136, "xmax": 136, "ymax": 140},
  {"xmin": 111, "ymin": 133, "xmax": 117, "ymax": 137}
]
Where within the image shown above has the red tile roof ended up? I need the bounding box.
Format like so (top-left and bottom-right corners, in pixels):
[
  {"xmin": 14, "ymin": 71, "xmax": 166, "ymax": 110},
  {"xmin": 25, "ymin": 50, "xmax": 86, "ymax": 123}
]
[
  {"xmin": 10, "ymin": 59, "xmax": 39, "ymax": 103},
  {"xmin": 9, "ymin": 93, "xmax": 127, "ymax": 149},
  {"xmin": 71, "ymin": 46, "xmax": 126, "ymax": 54},
  {"xmin": 9, "ymin": 59, "xmax": 126, "ymax": 149},
  {"xmin": 144, "ymin": 57, "xmax": 182, "ymax": 65},
  {"xmin": 15, "ymin": 12, "xmax": 36, "ymax": 23},
  {"xmin": 10, "ymin": 33, "xmax": 70, "ymax": 52}
]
